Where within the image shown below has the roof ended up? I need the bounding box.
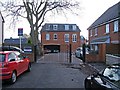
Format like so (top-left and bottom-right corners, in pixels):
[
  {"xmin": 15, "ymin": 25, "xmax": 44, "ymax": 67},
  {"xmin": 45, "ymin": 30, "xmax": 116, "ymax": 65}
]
[
  {"xmin": 0, "ymin": 51, "xmax": 15, "ymax": 54},
  {"xmin": 4, "ymin": 38, "xmax": 27, "ymax": 45},
  {"xmin": 41, "ymin": 23, "xmax": 81, "ymax": 32},
  {"xmin": 90, "ymin": 36, "xmax": 110, "ymax": 44},
  {"xmin": 88, "ymin": 1, "xmax": 120, "ymax": 30}
]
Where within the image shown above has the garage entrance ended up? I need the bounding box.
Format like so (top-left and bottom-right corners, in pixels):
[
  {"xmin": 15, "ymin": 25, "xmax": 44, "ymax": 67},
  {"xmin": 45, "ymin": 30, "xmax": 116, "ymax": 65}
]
[{"xmin": 44, "ymin": 45, "xmax": 60, "ymax": 53}]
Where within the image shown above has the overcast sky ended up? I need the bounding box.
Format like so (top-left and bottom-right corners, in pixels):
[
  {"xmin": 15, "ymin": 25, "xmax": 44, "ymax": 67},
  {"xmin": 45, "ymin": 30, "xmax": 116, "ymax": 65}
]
[{"xmin": 4, "ymin": 0, "xmax": 120, "ymax": 39}]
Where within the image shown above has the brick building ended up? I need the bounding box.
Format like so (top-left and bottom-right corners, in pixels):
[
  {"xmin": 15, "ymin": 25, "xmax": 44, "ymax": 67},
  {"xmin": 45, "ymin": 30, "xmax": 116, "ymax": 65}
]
[
  {"xmin": 86, "ymin": 2, "xmax": 120, "ymax": 62},
  {"xmin": 41, "ymin": 23, "xmax": 81, "ymax": 53}
]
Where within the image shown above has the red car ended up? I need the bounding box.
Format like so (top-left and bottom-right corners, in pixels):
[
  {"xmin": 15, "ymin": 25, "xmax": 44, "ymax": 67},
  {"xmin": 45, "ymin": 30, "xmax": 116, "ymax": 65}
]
[{"xmin": 0, "ymin": 51, "xmax": 31, "ymax": 84}]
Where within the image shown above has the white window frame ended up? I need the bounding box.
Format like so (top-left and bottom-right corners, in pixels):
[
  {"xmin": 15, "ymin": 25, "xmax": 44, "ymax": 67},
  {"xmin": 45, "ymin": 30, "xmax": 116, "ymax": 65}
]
[
  {"xmin": 106, "ymin": 24, "xmax": 110, "ymax": 33},
  {"xmin": 94, "ymin": 28, "xmax": 98, "ymax": 36},
  {"xmin": 46, "ymin": 25, "xmax": 50, "ymax": 30},
  {"xmin": 114, "ymin": 20, "xmax": 118, "ymax": 32},
  {"xmin": 72, "ymin": 34, "xmax": 77, "ymax": 42},
  {"xmin": 90, "ymin": 30, "xmax": 92, "ymax": 36},
  {"xmin": 64, "ymin": 34, "xmax": 69, "ymax": 42},
  {"xmin": 95, "ymin": 45, "xmax": 98, "ymax": 51},
  {"xmin": 53, "ymin": 34, "xmax": 58, "ymax": 40},
  {"xmin": 65, "ymin": 25, "xmax": 69, "ymax": 30},
  {"xmin": 53, "ymin": 25, "xmax": 58, "ymax": 30},
  {"xmin": 46, "ymin": 33, "xmax": 50, "ymax": 40},
  {"xmin": 72, "ymin": 25, "xmax": 76, "ymax": 30}
]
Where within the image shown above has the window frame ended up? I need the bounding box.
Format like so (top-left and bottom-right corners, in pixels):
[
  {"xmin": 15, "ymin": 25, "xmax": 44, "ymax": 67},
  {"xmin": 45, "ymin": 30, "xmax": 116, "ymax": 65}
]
[
  {"xmin": 72, "ymin": 34, "xmax": 77, "ymax": 42},
  {"xmin": 64, "ymin": 34, "xmax": 69, "ymax": 42},
  {"xmin": 53, "ymin": 25, "xmax": 58, "ymax": 30},
  {"xmin": 90, "ymin": 30, "xmax": 92, "ymax": 37},
  {"xmin": 65, "ymin": 25, "xmax": 69, "ymax": 30},
  {"xmin": 53, "ymin": 33, "xmax": 58, "ymax": 40},
  {"xmin": 94, "ymin": 28, "xmax": 98, "ymax": 36},
  {"xmin": 72, "ymin": 25, "xmax": 77, "ymax": 31},
  {"xmin": 114, "ymin": 20, "xmax": 118, "ymax": 32},
  {"xmin": 46, "ymin": 33, "xmax": 50, "ymax": 40},
  {"xmin": 46, "ymin": 25, "xmax": 50, "ymax": 30},
  {"xmin": 106, "ymin": 24, "xmax": 110, "ymax": 34}
]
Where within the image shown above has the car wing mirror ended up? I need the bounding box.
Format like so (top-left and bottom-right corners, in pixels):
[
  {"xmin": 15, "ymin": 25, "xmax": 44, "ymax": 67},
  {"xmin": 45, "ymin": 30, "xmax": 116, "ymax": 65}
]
[{"xmin": 23, "ymin": 56, "xmax": 28, "ymax": 59}]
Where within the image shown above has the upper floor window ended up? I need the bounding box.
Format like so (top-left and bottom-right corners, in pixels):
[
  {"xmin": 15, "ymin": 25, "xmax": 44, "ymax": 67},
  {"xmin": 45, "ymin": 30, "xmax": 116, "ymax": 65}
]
[
  {"xmin": 53, "ymin": 34, "xmax": 58, "ymax": 40},
  {"xmin": 106, "ymin": 24, "xmax": 109, "ymax": 33},
  {"xmin": 46, "ymin": 25, "xmax": 50, "ymax": 30},
  {"xmin": 72, "ymin": 34, "xmax": 77, "ymax": 42},
  {"xmin": 72, "ymin": 25, "xmax": 76, "ymax": 30},
  {"xmin": 46, "ymin": 33, "xmax": 50, "ymax": 40},
  {"xmin": 94, "ymin": 28, "xmax": 98, "ymax": 36},
  {"xmin": 64, "ymin": 34, "xmax": 69, "ymax": 42},
  {"xmin": 90, "ymin": 30, "xmax": 92, "ymax": 36},
  {"xmin": 65, "ymin": 25, "xmax": 69, "ymax": 30},
  {"xmin": 114, "ymin": 20, "xmax": 118, "ymax": 32},
  {"xmin": 53, "ymin": 25, "xmax": 58, "ymax": 30}
]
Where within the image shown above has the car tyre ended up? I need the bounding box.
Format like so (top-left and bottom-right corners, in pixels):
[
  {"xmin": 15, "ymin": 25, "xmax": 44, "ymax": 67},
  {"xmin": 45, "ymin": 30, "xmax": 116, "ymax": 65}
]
[
  {"xmin": 85, "ymin": 80, "xmax": 91, "ymax": 90},
  {"xmin": 27, "ymin": 63, "xmax": 31, "ymax": 72},
  {"xmin": 10, "ymin": 71, "xmax": 17, "ymax": 84}
]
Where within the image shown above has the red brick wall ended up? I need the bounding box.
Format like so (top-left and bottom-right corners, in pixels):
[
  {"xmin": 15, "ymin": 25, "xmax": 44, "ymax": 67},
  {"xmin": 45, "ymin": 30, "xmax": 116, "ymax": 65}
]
[
  {"xmin": 41, "ymin": 32, "xmax": 80, "ymax": 52},
  {"xmin": 86, "ymin": 44, "xmax": 106, "ymax": 63},
  {"xmin": 106, "ymin": 44, "xmax": 120, "ymax": 54},
  {"xmin": 89, "ymin": 21, "xmax": 119, "ymax": 44}
]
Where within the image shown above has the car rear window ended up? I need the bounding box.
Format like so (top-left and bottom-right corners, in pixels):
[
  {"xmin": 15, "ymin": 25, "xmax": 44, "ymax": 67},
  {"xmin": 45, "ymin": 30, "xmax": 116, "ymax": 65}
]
[{"xmin": 0, "ymin": 54, "xmax": 6, "ymax": 62}]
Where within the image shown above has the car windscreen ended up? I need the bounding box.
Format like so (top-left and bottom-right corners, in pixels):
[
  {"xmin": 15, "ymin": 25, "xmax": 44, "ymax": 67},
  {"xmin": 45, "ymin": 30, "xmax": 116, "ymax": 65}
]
[
  {"xmin": 0, "ymin": 54, "xmax": 6, "ymax": 62},
  {"xmin": 103, "ymin": 67, "xmax": 120, "ymax": 81},
  {"xmin": 103, "ymin": 67, "xmax": 120, "ymax": 86}
]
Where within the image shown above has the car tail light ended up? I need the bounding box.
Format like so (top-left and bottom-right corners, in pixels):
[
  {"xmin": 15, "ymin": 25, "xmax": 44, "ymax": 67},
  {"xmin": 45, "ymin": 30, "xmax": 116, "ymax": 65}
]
[{"xmin": 2, "ymin": 62, "xmax": 8, "ymax": 68}]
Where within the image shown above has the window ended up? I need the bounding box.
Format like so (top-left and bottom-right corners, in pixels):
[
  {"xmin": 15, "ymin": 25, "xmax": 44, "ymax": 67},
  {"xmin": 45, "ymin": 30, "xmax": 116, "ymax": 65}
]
[
  {"xmin": 53, "ymin": 25, "xmax": 58, "ymax": 30},
  {"xmin": 53, "ymin": 34, "xmax": 58, "ymax": 40},
  {"xmin": 72, "ymin": 34, "xmax": 77, "ymax": 42},
  {"xmin": 8, "ymin": 53, "xmax": 16, "ymax": 62},
  {"xmin": 94, "ymin": 28, "xmax": 98, "ymax": 36},
  {"xmin": 46, "ymin": 25, "xmax": 50, "ymax": 30},
  {"xmin": 106, "ymin": 24, "xmax": 109, "ymax": 33},
  {"xmin": 90, "ymin": 45, "xmax": 93, "ymax": 51},
  {"xmin": 90, "ymin": 30, "xmax": 92, "ymax": 36},
  {"xmin": 72, "ymin": 25, "xmax": 76, "ymax": 30},
  {"xmin": 114, "ymin": 20, "xmax": 118, "ymax": 32},
  {"xmin": 64, "ymin": 34, "xmax": 69, "ymax": 42},
  {"xmin": 65, "ymin": 25, "xmax": 69, "ymax": 30},
  {"xmin": 46, "ymin": 34, "xmax": 50, "ymax": 40},
  {"xmin": 0, "ymin": 54, "xmax": 5, "ymax": 62},
  {"xmin": 95, "ymin": 45, "xmax": 98, "ymax": 51}
]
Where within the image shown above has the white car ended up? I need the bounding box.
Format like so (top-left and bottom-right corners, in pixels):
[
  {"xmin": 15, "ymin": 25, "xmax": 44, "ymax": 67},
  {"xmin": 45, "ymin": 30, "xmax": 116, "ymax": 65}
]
[
  {"xmin": 75, "ymin": 47, "xmax": 83, "ymax": 59},
  {"xmin": 75, "ymin": 47, "xmax": 89, "ymax": 59}
]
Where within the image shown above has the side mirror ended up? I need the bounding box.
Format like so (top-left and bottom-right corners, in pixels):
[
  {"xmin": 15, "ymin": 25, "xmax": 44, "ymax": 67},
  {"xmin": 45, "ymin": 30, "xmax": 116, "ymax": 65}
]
[{"xmin": 23, "ymin": 56, "xmax": 28, "ymax": 59}]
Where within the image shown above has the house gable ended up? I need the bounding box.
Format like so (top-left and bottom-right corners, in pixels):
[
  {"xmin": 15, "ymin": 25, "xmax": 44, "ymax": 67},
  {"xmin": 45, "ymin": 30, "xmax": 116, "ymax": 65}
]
[{"xmin": 88, "ymin": 1, "xmax": 120, "ymax": 29}]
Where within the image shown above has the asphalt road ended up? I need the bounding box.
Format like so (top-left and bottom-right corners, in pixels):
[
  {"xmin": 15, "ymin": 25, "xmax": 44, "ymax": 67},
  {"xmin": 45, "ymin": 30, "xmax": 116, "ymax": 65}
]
[{"xmin": 2, "ymin": 53, "xmax": 91, "ymax": 89}]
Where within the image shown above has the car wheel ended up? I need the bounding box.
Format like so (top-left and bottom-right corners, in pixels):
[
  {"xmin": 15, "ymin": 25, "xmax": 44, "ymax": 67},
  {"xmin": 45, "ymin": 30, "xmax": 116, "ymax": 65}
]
[
  {"xmin": 10, "ymin": 71, "xmax": 17, "ymax": 84},
  {"xmin": 27, "ymin": 63, "xmax": 31, "ymax": 72},
  {"xmin": 85, "ymin": 80, "xmax": 91, "ymax": 90}
]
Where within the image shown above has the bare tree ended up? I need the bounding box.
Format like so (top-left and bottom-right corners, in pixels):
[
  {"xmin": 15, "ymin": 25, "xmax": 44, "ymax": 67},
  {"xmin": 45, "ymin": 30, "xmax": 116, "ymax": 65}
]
[{"xmin": 0, "ymin": 0, "xmax": 81, "ymax": 54}]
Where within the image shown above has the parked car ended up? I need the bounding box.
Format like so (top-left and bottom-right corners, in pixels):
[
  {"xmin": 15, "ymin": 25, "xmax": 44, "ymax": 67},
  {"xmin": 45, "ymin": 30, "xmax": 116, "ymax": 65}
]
[
  {"xmin": 75, "ymin": 47, "xmax": 89, "ymax": 59},
  {"xmin": 84, "ymin": 64, "xmax": 120, "ymax": 90},
  {"xmin": 75, "ymin": 47, "xmax": 83, "ymax": 59},
  {"xmin": 0, "ymin": 51, "xmax": 31, "ymax": 84},
  {"xmin": 0, "ymin": 46, "xmax": 24, "ymax": 53}
]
